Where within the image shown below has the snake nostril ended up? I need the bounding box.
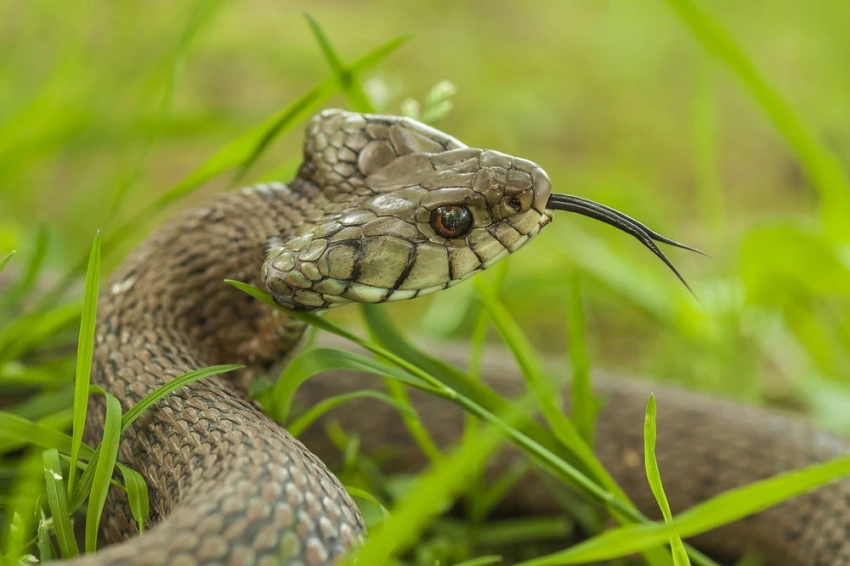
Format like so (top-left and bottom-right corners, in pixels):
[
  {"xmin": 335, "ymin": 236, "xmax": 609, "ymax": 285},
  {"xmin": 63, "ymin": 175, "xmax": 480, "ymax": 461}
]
[{"xmin": 507, "ymin": 197, "xmax": 522, "ymax": 213}]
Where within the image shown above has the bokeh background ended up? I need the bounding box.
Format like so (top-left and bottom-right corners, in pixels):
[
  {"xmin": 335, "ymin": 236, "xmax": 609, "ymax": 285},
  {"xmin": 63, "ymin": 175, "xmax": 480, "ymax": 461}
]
[{"xmin": 3, "ymin": 0, "xmax": 850, "ymax": 433}]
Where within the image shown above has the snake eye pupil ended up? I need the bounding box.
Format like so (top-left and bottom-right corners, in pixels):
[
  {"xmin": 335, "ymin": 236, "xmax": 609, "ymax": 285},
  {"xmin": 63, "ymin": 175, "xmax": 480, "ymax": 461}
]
[{"xmin": 430, "ymin": 205, "xmax": 473, "ymax": 239}]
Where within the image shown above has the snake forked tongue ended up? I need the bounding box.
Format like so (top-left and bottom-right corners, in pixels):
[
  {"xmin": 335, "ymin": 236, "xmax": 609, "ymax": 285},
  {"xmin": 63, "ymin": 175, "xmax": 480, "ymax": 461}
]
[{"xmin": 546, "ymin": 193, "xmax": 704, "ymax": 293}]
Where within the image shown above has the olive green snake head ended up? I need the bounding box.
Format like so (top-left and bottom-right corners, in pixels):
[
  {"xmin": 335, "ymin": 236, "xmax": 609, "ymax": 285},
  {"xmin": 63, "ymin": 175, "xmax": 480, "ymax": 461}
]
[{"xmin": 262, "ymin": 109, "xmax": 699, "ymax": 311}]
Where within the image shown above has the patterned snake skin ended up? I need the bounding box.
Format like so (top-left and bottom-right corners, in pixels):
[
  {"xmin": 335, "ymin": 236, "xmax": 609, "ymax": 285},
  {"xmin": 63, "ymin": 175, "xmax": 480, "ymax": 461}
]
[{"xmin": 68, "ymin": 110, "xmax": 849, "ymax": 565}]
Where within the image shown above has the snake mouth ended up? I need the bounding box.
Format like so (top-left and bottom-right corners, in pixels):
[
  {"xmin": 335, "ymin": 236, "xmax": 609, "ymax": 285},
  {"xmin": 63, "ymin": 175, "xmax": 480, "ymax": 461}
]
[{"xmin": 546, "ymin": 193, "xmax": 704, "ymax": 292}]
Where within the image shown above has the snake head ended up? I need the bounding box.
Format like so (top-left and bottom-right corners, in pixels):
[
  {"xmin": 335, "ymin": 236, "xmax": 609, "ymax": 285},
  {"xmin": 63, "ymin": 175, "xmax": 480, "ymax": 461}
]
[
  {"xmin": 262, "ymin": 110, "xmax": 554, "ymax": 311},
  {"xmin": 263, "ymin": 110, "xmax": 700, "ymax": 311}
]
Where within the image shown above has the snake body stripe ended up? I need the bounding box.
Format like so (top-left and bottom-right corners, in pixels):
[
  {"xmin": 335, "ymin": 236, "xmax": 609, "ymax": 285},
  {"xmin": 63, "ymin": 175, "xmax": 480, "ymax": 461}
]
[{"xmin": 63, "ymin": 109, "xmax": 849, "ymax": 565}]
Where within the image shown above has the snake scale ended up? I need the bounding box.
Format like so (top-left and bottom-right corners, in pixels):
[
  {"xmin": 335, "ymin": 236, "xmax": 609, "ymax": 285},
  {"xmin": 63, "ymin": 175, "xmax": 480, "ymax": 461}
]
[{"xmin": 69, "ymin": 109, "xmax": 849, "ymax": 565}]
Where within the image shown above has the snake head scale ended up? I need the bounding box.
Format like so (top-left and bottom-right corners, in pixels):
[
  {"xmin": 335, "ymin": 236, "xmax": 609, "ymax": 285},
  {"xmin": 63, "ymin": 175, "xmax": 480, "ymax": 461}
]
[{"xmin": 262, "ymin": 109, "xmax": 700, "ymax": 310}]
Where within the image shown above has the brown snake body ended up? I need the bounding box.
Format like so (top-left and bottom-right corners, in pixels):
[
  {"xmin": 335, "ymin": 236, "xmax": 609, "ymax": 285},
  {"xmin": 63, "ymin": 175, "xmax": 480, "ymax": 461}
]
[{"xmin": 73, "ymin": 110, "xmax": 850, "ymax": 565}]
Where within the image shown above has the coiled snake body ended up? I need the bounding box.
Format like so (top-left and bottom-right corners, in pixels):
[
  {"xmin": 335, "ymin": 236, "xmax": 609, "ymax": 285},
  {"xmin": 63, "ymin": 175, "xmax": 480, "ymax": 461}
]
[{"xmin": 75, "ymin": 110, "xmax": 849, "ymax": 565}]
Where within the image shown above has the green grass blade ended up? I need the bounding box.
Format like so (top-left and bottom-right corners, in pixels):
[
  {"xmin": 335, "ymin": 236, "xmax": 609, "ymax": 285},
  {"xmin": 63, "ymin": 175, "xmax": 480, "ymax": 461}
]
[
  {"xmin": 0, "ymin": 410, "xmax": 74, "ymax": 456},
  {"xmin": 287, "ymin": 390, "xmax": 417, "ymax": 437},
  {"xmin": 69, "ymin": 455, "xmax": 97, "ymax": 513},
  {"xmin": 117, "ymin": 463, "xmax": 149, "ymax": 535},
  {"xmin": 268, "ymin": 347, "xmax": 437, "ymax": 423},
  {"xmin": 225, "ymin": 78, "xmax": 336, "ymax": 188},
  {"xmin": 42, "ymin": 448, "xmax": 79, "ymax": 558},
  {"xmin": 665, "ymin": 0, "xmax": 850, "ymax": 238},
  {"xmin": 68, "ymin": 231, "xmax": 101, "ymax": 495},
  {"xmin": 304, "ymin": 13, "xmax": 375, "ymax": 114},
  {"xmin": 567, "ymin": 276, "xmax": 595, "ymax": 446},
  {"xmin": 0, "ymin": 411, "xmax": 93, "ymax": 458},
  {"xmin": 0, "ymin": 249, "xmax": 15, "ymax": 274},
  {"xmin": 120, "ymin": 364, "xmax": 243, "ymax": 431},
  {"xmin": 644, "ymin": 395, "xmax": 689, "ymax": 565},
  {"xmin": 517, "ymin": 453, "xmax": 850, "ymax": 565},
  {"xmin": 85, "ymin": 391, "xmax": 122, "ymax": 554}
]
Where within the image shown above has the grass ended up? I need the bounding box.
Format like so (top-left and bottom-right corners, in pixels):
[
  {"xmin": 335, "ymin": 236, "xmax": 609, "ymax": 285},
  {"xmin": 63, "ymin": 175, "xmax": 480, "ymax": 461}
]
[{"xmin": 2, "ymin": 1, "xmax": 850, "ymax": 565}]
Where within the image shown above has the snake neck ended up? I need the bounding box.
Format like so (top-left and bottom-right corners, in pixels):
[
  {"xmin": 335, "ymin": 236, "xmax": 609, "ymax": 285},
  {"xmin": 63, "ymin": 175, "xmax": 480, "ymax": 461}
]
[{"xmin": 95, "ymin": 181, "xmax": 322, "ymax": 401}]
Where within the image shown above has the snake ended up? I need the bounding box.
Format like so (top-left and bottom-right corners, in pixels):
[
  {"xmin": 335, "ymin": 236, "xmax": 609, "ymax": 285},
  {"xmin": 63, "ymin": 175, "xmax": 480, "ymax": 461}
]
[{"xmin": 68, "ymin": 109, "xmax": 849, "ymax": 566}]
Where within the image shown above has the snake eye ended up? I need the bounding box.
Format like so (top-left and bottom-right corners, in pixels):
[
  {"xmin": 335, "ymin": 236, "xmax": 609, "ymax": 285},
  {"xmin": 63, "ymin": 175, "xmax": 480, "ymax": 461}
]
[{"xmin": 430, "ymin": 205, "xmax": 473, "ymax": 239}]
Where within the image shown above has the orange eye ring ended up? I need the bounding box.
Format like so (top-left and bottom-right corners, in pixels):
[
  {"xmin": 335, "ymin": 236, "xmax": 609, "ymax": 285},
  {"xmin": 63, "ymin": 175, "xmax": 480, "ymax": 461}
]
[{"xmin": 430, "ymin": 205, "xmax": 473, "ymax": 239}]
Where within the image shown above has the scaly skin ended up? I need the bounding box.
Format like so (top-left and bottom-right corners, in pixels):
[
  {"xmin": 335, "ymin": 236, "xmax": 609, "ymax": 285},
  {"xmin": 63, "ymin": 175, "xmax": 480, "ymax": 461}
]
[{"xmin": 72, "ymin": 109, "xmax": 849, "ymax": 565}]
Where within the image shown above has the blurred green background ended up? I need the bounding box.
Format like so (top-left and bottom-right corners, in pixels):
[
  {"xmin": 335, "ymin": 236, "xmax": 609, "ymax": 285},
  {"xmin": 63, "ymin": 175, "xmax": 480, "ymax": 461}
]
[{"xmin": 3, "ymin": 0, "xmax": 850, "ymax": 434}]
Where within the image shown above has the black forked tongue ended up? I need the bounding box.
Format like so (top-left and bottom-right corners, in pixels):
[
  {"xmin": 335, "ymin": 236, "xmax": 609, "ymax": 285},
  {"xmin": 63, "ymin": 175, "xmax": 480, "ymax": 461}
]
[{"xmin": 546, "ymin": 193, "xmax": 705, "ymax": 294}]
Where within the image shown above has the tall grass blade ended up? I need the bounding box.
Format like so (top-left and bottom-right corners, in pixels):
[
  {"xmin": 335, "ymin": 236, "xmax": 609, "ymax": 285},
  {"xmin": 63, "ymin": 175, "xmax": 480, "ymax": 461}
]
[
  {"xmin": 644, "ymin": 395, "xmax": 689, "ymax": 565},
  {"xmin": 304, "ymin": 13, "xmax": 375, "ymax": 113},
  {"xmin": 85, "ymin": 391, "xmax": 122, "ymax": 554},
  {"xmin": 68, "ymin": 231, "xmax": 101, "ymax": 495},
  {"xmin": 42, "ymin": 448, "xmax": 79, "ymax": 558}
]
